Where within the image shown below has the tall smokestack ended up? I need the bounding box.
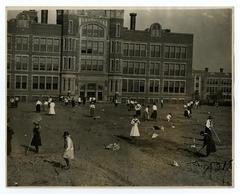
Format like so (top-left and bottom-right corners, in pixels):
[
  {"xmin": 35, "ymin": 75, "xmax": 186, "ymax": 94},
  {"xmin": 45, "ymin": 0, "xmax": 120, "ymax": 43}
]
[
  {"xmin": 56, "ymin": 10, "xmax": 64, "ymax": 24},
  {"xmin": 41, "ymin": 10, "xmax": 48, "ymax": 24},
  {"xmin": 130, "ymin": 13, "xmax": 137, "ymax": 30}
]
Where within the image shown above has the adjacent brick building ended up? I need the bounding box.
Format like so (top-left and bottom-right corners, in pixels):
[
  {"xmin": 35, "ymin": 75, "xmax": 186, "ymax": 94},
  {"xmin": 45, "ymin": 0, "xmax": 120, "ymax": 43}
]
[
  {"xmin": 193, "ymin": 68, "xmax": 232, "ymax": 105},
  {"xmin": 7, "ymin": 9, "xmax": 194, "ymax": 103}
]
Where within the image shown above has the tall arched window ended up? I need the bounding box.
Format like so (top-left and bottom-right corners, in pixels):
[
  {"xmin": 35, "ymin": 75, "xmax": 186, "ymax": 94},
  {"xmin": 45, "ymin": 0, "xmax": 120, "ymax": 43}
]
[
  {"xmin": 150, "ymin": 23, "xmax": 162, "ymax": 37},
  {"xmin": 82, "ymin": 24, "xmax": 104, "ymax": 38}
]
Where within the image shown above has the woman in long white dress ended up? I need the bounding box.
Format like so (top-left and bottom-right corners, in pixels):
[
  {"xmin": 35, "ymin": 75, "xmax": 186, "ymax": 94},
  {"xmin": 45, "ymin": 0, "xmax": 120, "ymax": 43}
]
[
  {"xmin": 130, "ymin": 115, "xmax": 140, "ymax": 138},
  {"xmin": 49, "ymin": 101, "xmax": 56, "ymax": 115}
]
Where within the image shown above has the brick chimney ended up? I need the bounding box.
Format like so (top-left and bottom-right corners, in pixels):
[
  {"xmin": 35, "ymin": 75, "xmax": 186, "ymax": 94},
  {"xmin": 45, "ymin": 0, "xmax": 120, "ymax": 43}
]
[
  {"xmin": 41, "ymin": 10, "xmax": 48, "ymax": 24},
  {"xmin": 220, "ymin": 68, "xmax": 224, "ymax": 73},
  {"xmin": 205, "ymin": 68, "xmax": 208, "ymax": 72},
  {"xmin": 130, "ymin": 13, "xmax": 137, "ymax": 30}
]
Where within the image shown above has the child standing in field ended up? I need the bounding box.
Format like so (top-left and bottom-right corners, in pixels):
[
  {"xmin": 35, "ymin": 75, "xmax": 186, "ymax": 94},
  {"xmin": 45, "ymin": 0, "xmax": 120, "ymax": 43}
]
[
  {"xmin": 143, "ymin": 105, "xmax": 150, "ymax": 121},
  {"xmin": 78, "ymin": 96, "xmax": 82, "ymax": 106},
  {"xmin": 49, "ymin": 100, "xmax": 56, "ymax": 115},
  {"xmin": 35, "ymin": 99, "xmax": 42, "ymax": 112},
  {"xmin": 89, "ymin": 102, "xmax": 95, "ymax": 117},
  {"xmin": 151, "ymin": 103, "xmax": 158, "ymax": 121},
  {"xmin": 62, "ymin": 131, "xmax": 74, "ymax": 170},
  {"xmin": 130, "ymin": 115, "xmax": 140, "ymax": 138},
  {"xmin": 135, "ymin": 103, "xmax": 142, "ymax": 117},
  {"xmin": 31, "ymin": 122, "xmax": 42, "ymax": 153},
  {"xmin": 166, "ymin": 113, "xmax": 172, "ymax": 122}
]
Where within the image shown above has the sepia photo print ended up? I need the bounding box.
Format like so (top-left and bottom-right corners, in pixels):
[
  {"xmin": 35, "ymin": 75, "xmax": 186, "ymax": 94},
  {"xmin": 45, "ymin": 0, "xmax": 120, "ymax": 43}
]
[{"xmin": 6, "ymin": 7, "xmax": 233, "ymax": 186}]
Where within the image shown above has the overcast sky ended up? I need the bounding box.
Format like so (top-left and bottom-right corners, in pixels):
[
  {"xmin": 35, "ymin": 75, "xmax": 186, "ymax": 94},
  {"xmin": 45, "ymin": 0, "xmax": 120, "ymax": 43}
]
[{"xmin": 7, "ymin": 8, "xmax": 232, "ymax": 72}]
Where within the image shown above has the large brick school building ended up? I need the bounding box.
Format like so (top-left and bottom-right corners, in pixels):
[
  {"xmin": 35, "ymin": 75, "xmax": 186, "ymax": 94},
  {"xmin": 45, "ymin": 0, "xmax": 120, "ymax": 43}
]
[{"xmin": 7, "ymin": 9, "xmax": 194, "ymax": 103}]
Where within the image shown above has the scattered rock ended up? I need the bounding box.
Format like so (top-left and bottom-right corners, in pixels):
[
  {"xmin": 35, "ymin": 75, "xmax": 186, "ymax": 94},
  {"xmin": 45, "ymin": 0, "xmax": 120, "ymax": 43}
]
[
  {"xmin": 172, "ymin": 160, "xmax": 180, "ymax": 167},
  {"xmin": 105, "ymin": 143, "xmax": 120, "ymax": 151},
  {"xmin": 152, "ymin": 133, "xmax": 159, "ymax": 139}
]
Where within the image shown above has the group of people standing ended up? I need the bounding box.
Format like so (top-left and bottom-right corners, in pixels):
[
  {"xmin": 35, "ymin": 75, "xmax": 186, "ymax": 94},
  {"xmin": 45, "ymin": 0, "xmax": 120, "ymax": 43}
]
[
  {"xmin": 128, "ymin": 101, "xmax": 161, "ymax": 139},
  {"xmin": 35, "ymin": 97, "xmax": 55, "ymax": 115},
  {"xmin": 9, "ymin": 96, "xmax": 19, "ymax": 108},
  {"xmin": 29, "ymin": 121, "xmax": 74, "ymax": 169}
]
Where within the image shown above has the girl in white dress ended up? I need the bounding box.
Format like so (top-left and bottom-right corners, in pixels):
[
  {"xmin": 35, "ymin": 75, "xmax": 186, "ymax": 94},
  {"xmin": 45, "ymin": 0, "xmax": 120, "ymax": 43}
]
[
  {"xmin": 130, "ymin": 115, "xmax": 140, "ymax": 137},
  {"xmin": 49, "ymin": 101, "xmax": 56, "ymax": 115}
]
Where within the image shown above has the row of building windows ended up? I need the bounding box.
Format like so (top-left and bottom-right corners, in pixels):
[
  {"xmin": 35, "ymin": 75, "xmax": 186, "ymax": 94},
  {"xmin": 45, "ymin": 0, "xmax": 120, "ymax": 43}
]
[
  {"xmin": 163, "ymin": 80, "xmax": 186, "ymax": 93},
  {"xmin": 122, "ymin": 61, "xmax": 146, "ymax": 75},
  {"xmin": 7, "ymin": 36, "xmax": 13, "ymax": 50},
  {"xmin": 149, "ymin": 62, "xmax": 161, "ymax": 75},
  {"xmin": 33, "ymin": 37, "xmax": 60, "ymax": 52},
  {"xmin": 15, "ymin": 55, "xmax": 29, "ymax": 70},
  {"xmin": 122, "ymin": 79, "xmax": 145, "ymax": 93},
  {"xmin": 81, "ymin": 59, "xmax": 104, "ymax": 71},
  {"xmin": 122, "ymin": 79, "xmax": 185, "ymax": 93},
  {"xmin": 63, "ymin": 56, "xmax": 76, "ymax": 71},
  {"xmin": 123, "ymin": 43, "xmax": 147, "ymax": 57},
  {"xmin": 110, "ymin": 59, "xmax": 121, "ymax": 72},
  {"xmin": 63, "ymin": 37, "xmax": 77, "ymax": 51},
  {"xmin": 164, "ymin": 45, "xmax": 187, "ymax": 59},
  {"xmin": 7, "ymin": 35, "xmax": 61, "ymax": 52},
  {"xmin": 164, "ymin": 63, "xmax": 186, "ymax": 77},
  {"xmin": 223, "ymin": 95, "xmax": 232, "ymax": 100},
  {"xmin": 15, "ymin": 36, "xmax": 29, "ymax": 51},
  {"xmin": 207, "ymin": 87, "xmax": 231, "ymax": 93},
  {"xmin": 32, "ymin": 76, "xmax": 58, "ymax": 90},
  {"xmin": 8, "ymin": 74, "xmax": 59, "ymax": 90},
  {"xmin": 207, "ymin": 78, "xmax": 232, "ymax": 85},
  {"xmin": 32, "ymin": 56, "xmax": 60, "ymax": 72},
  {"xmin": 111, "ymin": 41, "xmax": 121, "ymax": 54},
  {"xmin": 62, "ymin": 77, "xmax": 75, "ymax": 92},
  {"xmin": 15, "ymin": 75, "xmax": 27, "ymax": 89},
  {"xmin": 109, "ymin": 80, "xmax": 120, "ymax": 93},
  {"xmin": 8, "ymin": 56, "xmax": 187, "ymax": 77},
  {"xmin": 149, "ymin": 79, "xmax": 161, "ymax": 93},
  {"xmin": 8, "ymin": 55, "xmax": 60, "ymax": 72},
  {"xmin": 81, "ymin": 40, "xmax": 104, "ymax": 55},
  {"xmin": 7, "ymin": 74, "xmax": 28, "ymax": 89},
  {"xmin": 82, "ymin": 24, "xmax": 104, "ymax": 38}
]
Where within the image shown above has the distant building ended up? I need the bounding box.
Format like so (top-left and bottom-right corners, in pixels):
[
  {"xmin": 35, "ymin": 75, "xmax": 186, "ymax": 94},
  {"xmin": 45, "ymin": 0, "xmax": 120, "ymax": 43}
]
[
  {"xmin": 193, "ymin": 68, "xmax": 232, "ymax": 105},
  {"xmin": 7, "ymin": 9, "xmax": 194, "ymax": 103}
]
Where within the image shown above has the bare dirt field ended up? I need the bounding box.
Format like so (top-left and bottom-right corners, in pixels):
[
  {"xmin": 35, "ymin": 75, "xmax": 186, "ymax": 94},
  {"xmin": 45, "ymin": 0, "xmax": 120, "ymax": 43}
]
[{"xmin": 7, "ymin": 102, "xmax": 232, "ymax": 186}]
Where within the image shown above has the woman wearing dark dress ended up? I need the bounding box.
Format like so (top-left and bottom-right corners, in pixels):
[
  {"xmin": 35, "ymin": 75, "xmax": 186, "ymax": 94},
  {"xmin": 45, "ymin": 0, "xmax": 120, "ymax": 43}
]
[
  {"xmin": 36, "ymin": 99, "xmax": 42, "ymax": 112},
  {"xmin": 31, "ymin": 122, "xmax": 42, "ymax": 153},
  {"xmin": 199, "ymin": 131, "xmax": 216, "ymax": 156}
]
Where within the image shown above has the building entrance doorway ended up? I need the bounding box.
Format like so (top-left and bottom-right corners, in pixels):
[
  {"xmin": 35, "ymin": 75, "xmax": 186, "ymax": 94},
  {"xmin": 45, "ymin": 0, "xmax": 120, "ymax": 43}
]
[{"xmin": 87, "ymin": 92, "xmax": 96, "ymax": 98}]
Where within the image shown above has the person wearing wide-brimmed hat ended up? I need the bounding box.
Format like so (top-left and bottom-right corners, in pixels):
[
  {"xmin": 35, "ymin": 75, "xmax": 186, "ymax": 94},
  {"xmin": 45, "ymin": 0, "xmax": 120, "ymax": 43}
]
[
  {"xmin": 62, "ymin": 131, "xmax": 74, "ymax": 170},
  {"xmin": 205, "ymin": 115, "xmax": 213, "ymax": 136},
  {"xmin": 31, "ymin": 122, "xmax": 42, "ymax": 153}
]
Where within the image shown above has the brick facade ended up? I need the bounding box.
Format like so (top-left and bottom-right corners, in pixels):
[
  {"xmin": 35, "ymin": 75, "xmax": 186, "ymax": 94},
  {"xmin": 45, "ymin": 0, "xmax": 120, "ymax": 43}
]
[{"xmin": 7, "ymin": 10, "xmax": 194, "ymax": 103}]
